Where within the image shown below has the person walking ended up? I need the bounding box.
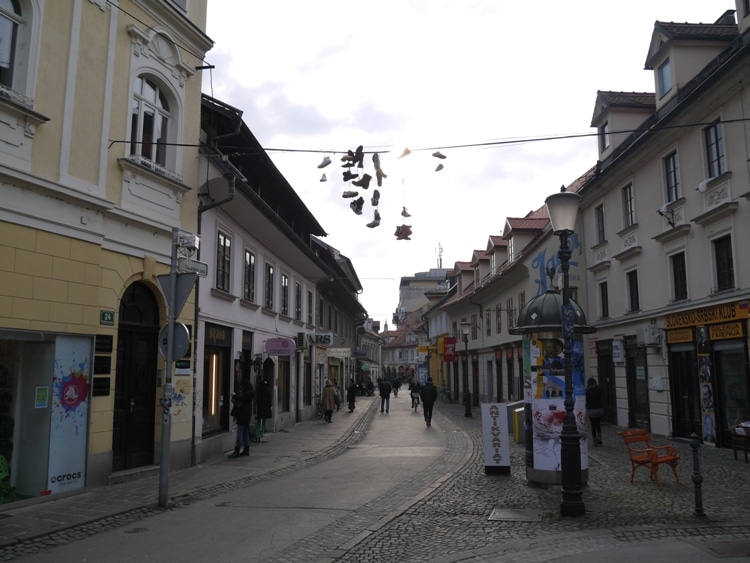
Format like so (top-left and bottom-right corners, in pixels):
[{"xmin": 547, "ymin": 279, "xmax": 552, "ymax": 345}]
[
  {"xmin": 346, "ymin": 380, "xmax": 357, "ymax": 413},
  {"xmin": 228, "ymin": 378, "xmax": 254, "ymax": 458},
  {"xmin": 322, "ymin": 379, "xmax": 338, "ymax": 423},
  {"xmin": 409, "ymin": 377, "xmax": 422, "ymax": 412},
  {"xmin": 420, "ymin": 377, "xmax": 438, "ymax": 427},
  {"xmin": 586, "ymin": 377, "xmax": 604, "ymax": 447},
  {"xmin": 256, "ymin": 378, "xmax": 273, "ymax": 441},
  {"xmin": 378, "ymin": 377, "xmax": 392, "ymax": 413}
]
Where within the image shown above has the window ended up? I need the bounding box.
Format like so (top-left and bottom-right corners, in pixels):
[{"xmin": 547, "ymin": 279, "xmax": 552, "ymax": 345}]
[
  {"xmin": 496, "ymin": 303, "xmax": 502, "ymax": 334},
  {"xmin": 295, "ymin": 282, "xmax": 302, "ymax": 321},
  {"xmin": 626, "ymin": 270, "xmax": 640, "ymax": 312},
  {"xmin": 486, "ymin": 310, "xmax": 491, "ymax": 337},
  {"xmin": 714, "ymin": 235, "xmax": 734, "ymax": 292},
  {"xmin": 671, "ymin": 252, "xmax": 687, "ymax": 301},
  {"xmin": 130, "ymin": 76, "xmax": 171, "ymax": 167},
  {"xmin": 216, "ymin": 231, "xmax": 231, "ymax": 292},
  {"xmin": 280, "ymin": 273, "xmax": 289, "ymax": 316},
  {"xmin": 518, "ymin": 291, "xmax": 526, "ymax": 311},
  {"xmin": 471, "ymin": 314, "xmax": 478, "ymax": 340},
  {"xmin": 328, "ymin": 305, "xmax": 332, "ymax": 330},
  {"xmin": 243, "ymin": 249, "xmax": 255, "ymax": 302},
  {"xmin": 307, "ymin": 290, "xmax": 313, "ymax": 324},
  {"xmin": 595, "ymin": 204, "xmax": 605, "ymax": 244},
  {"xmin": 506, "ymin": 298, "xmax": 514, "ymax": 329},
  {"xmin": 658, "ymin": 58, "xmax": 672, "ymax": 98},
  {"xmin": 318, "ymin": 298, "xmax": 323, "ymax": 326},
  {"xmin": 599, "ymin": 121, "xmax": 610, "ymax": 151},
  {"xmin": 599, "ymin": 281, "xmax": 609, "ymax": 318},
  {"xmin": 621, "ymin": 184, "xmax": 634, "ymax": 228},
  {"xmin": 508, "ymin": 237, "xmax": 514, "ymax": 262},
  {"xmin": 264, "ymin": 263, "xmax": 274, "ymax": 309},
  {"xmin": 0, "ymin": 0, "xmax": 20, "ymax": 90},
  {"xmin": 704, "ymin": 120, "xmax": 726, "ymax": 178},
  {"xmin": 664, "ymin": 151, "xmax": 680, "ymax": 202}
]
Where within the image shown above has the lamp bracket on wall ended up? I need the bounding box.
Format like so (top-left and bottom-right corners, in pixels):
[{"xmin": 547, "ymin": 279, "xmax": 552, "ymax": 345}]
[{"xmin": 657, "ymin": 204, "xmax": 676, "ymax": 228}]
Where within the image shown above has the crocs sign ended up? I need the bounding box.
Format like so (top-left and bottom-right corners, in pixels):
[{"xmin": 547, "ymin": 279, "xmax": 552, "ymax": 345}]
[{"xmin": 264, "ymin": 337, "xmax": 296, "ymax": 356}]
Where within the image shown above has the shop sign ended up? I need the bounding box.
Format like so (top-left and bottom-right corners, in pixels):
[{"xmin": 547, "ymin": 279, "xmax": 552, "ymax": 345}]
[
  {"xmin": 308, "ymin": 332, "xmax": 333, "ymax": 346},
  {"xmin": 709, "ymin": 322, "xmax": 744, "ymax": 341},
  {"xmin": 665, "ymin": 301, "xmax": 749, "ymax": 329},
  {"xmin": 265, "ymin": 337, "xmax": 296, "ymax": 356},
  {"xmin": 444, "ymin": 337, "xmax": 457, "ymax": 362},
  {"xmin": 328, "ymin": 347, "xmax": 351, "ymax": 358},
  {"xmin": 667, "ymin": 328, "xmax": 693, "ymax": 344}
]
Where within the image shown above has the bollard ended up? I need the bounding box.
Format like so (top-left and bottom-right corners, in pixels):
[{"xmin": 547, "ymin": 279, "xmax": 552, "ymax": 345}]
[{"xmin": 690, "ymin": 433, "xmax": 705, "ymax": 518}]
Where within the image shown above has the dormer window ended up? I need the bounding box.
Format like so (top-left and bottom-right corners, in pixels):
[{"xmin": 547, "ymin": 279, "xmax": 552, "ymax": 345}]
[
  {"xmin": 508, "ymin": 237, "xmax": 514, "ymax": 262},
  {"xmin": 658, "ymin": 58, "xmax": 672, "ymax": 98},
  {"xmin": 599, "ymin": 121, "xmax": 610, "ymax": 152}
]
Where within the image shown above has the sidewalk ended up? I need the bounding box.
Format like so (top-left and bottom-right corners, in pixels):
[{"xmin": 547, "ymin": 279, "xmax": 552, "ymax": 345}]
[
  {"xmin": 1, "ymin": 396, "xmax": 749, "ymax": 561},
  {"xmin": 0, "ymin": 395, "xmax": 378, "ymax": 551}
]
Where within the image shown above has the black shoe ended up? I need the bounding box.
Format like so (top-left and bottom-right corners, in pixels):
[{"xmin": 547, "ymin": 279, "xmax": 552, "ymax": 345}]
[
  {"xmin": 241, "ymin": 446, "xmax": 250, "ymax": 456},
  {"xmin": 343, "ymin": 170, "xmax": 359, "ymax": 182},
  {"xmin": 228, "ymin": 447, "xmax": 241, "ymax": 459}
]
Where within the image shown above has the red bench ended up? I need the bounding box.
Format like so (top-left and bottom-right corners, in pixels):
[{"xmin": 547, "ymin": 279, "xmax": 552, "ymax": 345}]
[{"xmin": 617, "ymin": 428, "xmax": 681, "ymax": 489}]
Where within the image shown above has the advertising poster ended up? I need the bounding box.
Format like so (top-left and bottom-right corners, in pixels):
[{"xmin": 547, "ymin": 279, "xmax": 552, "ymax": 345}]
[
  {"xmin": 525, "ymin": 337, "xmax": 588, "ymax": 472},
  {"xmin": 47, "ymin": 336, "xmax": 91, "ymax": 495},
  {"xmin": 697, "ymin": 326, "xmax": 716, "ymax": 444},
  {"xmin": 481, "ymin": 403, "xmax": 511, "ymax": 474}
]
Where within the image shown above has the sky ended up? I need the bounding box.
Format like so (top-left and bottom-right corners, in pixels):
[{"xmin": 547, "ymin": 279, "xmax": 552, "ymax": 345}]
[{"xmin": 201, "ymin": 1, "xmax": 733, "ymax": 329}]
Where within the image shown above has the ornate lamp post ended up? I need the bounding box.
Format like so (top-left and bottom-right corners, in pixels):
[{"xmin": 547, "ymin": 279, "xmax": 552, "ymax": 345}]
[
  {"xmin": 545, "ymin": 187, "xmax": 584, "ymax": 517},
  {"xmin": 460, "ymin": 320, "xmax": 472, "ymax": 418}
]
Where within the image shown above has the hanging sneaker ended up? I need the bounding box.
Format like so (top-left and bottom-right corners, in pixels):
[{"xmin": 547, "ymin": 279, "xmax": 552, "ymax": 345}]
[
  {"xmin": 432, "ymin": 151, "xmax": 446, "ymax": 159},
  {"xmin": 320, "ymin": 173, "xmax": 327, "ymax": 182},
  {"xmin": 342, "ymin": 191, "xmax": 358, "ymax": 198},
  {"xmin": 394, "ymin": 225, "xmax": 404, "ymax": 238},
  {"xmin": 341, "ymin": 150, "xmax": 355, "ymax": 162},
  {"xmin": 401, "ymin": 207, "xmax": 411, "ymax": 217},
  {"xmin": 398, "ymin": 225, "xmax": 413, "ymax": 240},
  {"xmin": 343, "ymin": 170, "xmax": 359, "ymax": 182},
  {"xmin": 342, "ymin": 161, "xmax": 355, "ymax": 168},
  {"xmin": 371, "ymin": 189, "xmax": 380, "ymax": 207},
  {"xmin": 376, "ymin": 168, "xmax": 387, "ymax": 187},
  {"xmin": 372, "ymin": 152, "xmax": 381, "ymax": 171},
  {"xmin": 397, "ymin": 147, "xmax": 411, "ymax": 159},
  {"xmin": 352, "ymin": 174, "xmax": 371, "ymax": 189},
  {"xmin": 367, "ymin": 210, "xmax": 381, "ymax": 228},
  {"xmin": 318, "ymin": 156, "xmax": 332, "ymax": 168},
  {"xmin": 350, "ymin": 197, "xmax": 364, "ymax": 215},
  {"xmin": 435, "ymin": 163, "xmax": 444, "ymax": 172},
  {"xmin": 353, "ymin": 145, "xmax": 365, "ymax": 168}
]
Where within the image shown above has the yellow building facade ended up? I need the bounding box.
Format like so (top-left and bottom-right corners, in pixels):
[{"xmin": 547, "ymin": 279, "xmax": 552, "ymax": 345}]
[{"xmin": 0, "ymin": 0, "xmax": 211, "ymax": 502}]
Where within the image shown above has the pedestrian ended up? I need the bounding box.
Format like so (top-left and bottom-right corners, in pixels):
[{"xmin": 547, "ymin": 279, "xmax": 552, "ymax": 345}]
[
  {"xmin": 347, "ymin": 380, "xmax": 357, "ymax": 413},
  {"xmin": 322, "ymin": 379, "xmax": 338, "ymax": 423},
  {"xmin": 228, "ymin": 378, "xmax": 254, "ymax": 458},
  {"xmin": 256, "ymin": 378, "xmax": 273, "ymax": 440},
  {"xmin": 420, "ymin": 377, "xmax": 438, "ymax": 427},
  {"xmin": 378, "ymin": 377, "xmax": 392, "ymax": 413},
  {"xmin": 586, "ymin": 377, "xmax": 604, "ymax": 447},
  {"xmin": 393, "ymin": 377, "xmax": 401, "ymax": 397},
  {"xmin": 409, "ymin": 377, "xmax": 422, "ymax": 412}
]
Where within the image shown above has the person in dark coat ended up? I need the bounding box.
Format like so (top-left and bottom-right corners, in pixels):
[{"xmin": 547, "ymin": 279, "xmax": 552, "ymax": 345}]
[
  {"xmin": 378, "ymin": 377, "xmax": 392, "ymax": 413},
  {"xmin": 346, "ymin": 381, "xmax": 357, "ymax": 413},
  {"xmin": 420, "ymin": 377, "xmax": 438, "ymax": 427},
  {"xmin": 229, "ymin": 378, "xmax": 254, "ymax": 458},
  {"xmin": 256, "ymin": 378, "xmax": 273, "ymax": 439},
  {"xmin": 409, "ymin": 378, "xmax": 422, "ymax": 411},
  {"xmin": 586, "ymin": 377, "xmax": 604, "ymax": 447}
]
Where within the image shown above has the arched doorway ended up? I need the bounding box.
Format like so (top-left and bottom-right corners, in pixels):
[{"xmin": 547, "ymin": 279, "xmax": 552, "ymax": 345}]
[{"xmin": 113, "ymin": 282, "xmax": 159, "ymax": 471}]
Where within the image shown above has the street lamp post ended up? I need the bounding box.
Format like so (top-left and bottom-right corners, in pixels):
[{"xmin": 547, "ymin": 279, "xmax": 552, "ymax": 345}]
[
  {"xmin": 545, "ymin": 187, "xmax": 585, "ymax": 518},
  {"xmin": 461, "ymin": 320, "xmax": 472, "ymax": 418}
]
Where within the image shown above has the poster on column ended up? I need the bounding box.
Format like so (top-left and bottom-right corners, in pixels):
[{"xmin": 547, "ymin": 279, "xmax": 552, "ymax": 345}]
[
  {"xmin": 47, "ymin": 336, "xmax": 91, "ymax": 495},
  {"xmin": 697, "ymin": 326, "xmax": 716, "ymax": 444},
  {"xmin": 525, "ymin": 337, "xmax": 588, "ymax": 472}
]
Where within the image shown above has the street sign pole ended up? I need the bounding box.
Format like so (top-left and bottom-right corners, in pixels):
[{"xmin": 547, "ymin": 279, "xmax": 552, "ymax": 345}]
[{"xmin": 158, "ymin": 228, "xmax": 179, "ymax": 508}]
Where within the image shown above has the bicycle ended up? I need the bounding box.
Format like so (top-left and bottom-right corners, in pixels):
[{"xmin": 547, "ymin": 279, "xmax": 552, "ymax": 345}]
[{"xmin": 441, "ymin": 387, "xmax": 452, "ymax": 403}]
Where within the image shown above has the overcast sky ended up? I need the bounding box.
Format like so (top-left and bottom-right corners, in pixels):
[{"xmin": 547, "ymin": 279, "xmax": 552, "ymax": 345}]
[{"xmin": 202, "ymin": 1, "xmax": 732, "ymax": 329}]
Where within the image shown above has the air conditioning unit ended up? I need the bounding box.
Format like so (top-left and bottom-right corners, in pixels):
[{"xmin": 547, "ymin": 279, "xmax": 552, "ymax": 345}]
[
  {"xmin": 636, "ymin": 325, "xmax": 661, "ymax": 347},
  {"xmin": 295, "ymin": 332, "xmax": 306, "ymax": 349}
]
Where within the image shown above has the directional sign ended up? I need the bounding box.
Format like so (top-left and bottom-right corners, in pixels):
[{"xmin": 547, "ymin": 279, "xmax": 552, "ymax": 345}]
[
  {"xmin": 178, "ymin": 257, "xmax": 208, "ymax": 277},
  {"xmin": 157, "ymin": 272, "xmax": 197, "ymax": 318}
]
